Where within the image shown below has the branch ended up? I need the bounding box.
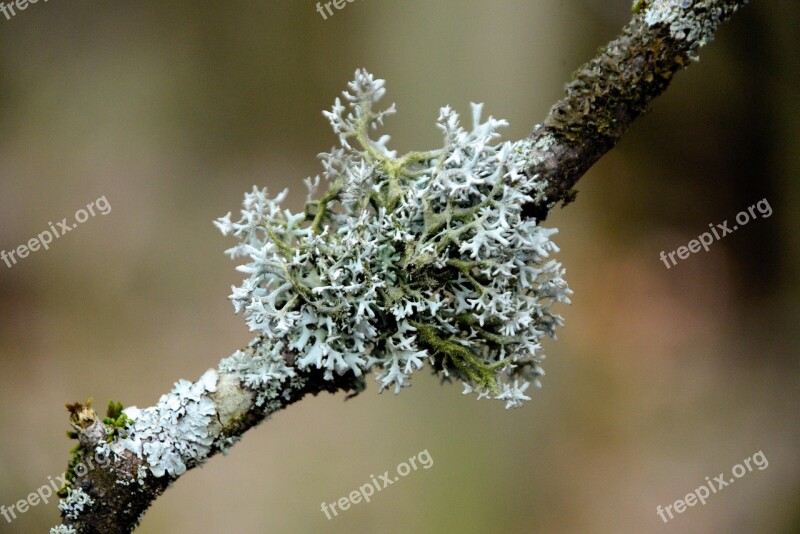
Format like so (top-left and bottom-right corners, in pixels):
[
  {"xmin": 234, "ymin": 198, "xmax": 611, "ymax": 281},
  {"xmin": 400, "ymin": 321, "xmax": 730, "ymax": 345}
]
[
  {"xmin": 51, "ymin": 1, "xmax": 748, "ymax": 532},
  {"xmin": 523, "ymin": 0, "xmax": 749, "ymax": 221},
  {"xmin": 54, "ymin": 343, "xmax": 364, "ymax": 534}
]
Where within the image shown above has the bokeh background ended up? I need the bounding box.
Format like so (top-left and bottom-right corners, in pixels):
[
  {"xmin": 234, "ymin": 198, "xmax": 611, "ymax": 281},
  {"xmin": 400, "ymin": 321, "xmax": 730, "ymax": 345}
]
[{"xmin": 1, "ymin": 1, "xmax": 798, "ymax": 532}]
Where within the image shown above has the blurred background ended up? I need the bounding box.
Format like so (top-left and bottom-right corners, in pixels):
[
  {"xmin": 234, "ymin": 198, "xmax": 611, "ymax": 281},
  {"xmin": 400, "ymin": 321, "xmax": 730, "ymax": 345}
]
[{"xmin": 0, "ymin": 1, "xmax": 798, "ymax": 532}]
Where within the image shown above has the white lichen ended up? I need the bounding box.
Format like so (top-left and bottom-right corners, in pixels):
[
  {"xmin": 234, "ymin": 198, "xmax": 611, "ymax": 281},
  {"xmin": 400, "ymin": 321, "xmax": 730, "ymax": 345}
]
[
  {"xmin": 219, "ymin": 339, "xmax": 295, "ymax": 407},
  {"xmin": 57, "ymin": 487, "xmax": 94, "ymax": 521},
  {"xmin": 49, "ymin": 525, "xmax": 77, "ymax": 534},
  {"xmin": 518, "ymin": 130, "xmax": 558, "ymax": 206},
  {"xmin": 115, "ymin": 368, "xmax": 219, "ymax": 477},
  {"xmin": 216, "ymin": 69, "xmax": 572, "ymax": 408}
]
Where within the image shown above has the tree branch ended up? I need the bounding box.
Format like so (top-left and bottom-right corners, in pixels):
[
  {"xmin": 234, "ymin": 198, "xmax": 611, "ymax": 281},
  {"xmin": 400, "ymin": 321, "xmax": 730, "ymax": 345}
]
[
  {"xmin": 55, "ymin": 343, "xmax": 364, "ymax": 534},
  {"xmin": 51, "ymin": 1, "xmax": 748, "ymax": 532},
  {"xmin": 523, "ymin": 0, "xmax": 749, "ymax": 221}
]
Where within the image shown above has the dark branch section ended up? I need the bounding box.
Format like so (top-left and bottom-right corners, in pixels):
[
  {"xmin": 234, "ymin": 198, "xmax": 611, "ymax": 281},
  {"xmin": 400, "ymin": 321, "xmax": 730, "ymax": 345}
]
[
  {"xmin": 523, "ymin": 0, "xmax": 749, "ymax": 221},
  {"xmin": 54, "ymin": 2, "xmax": 748, "ymax": 531}
]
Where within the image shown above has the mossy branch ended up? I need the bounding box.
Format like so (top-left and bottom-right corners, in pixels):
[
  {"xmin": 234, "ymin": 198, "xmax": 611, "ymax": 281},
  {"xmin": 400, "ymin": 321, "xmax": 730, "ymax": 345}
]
[{"xmin": 522, "ymin": 0, "xmax": 748, "ymax": 221}]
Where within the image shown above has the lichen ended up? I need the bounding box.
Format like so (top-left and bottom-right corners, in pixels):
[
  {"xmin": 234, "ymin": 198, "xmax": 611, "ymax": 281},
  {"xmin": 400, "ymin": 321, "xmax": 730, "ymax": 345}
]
[
  {"xmin": 209, "ymin": 372, "xmax": 253, "ymax": 432},
  {"xmin": 49, "ymin": 525, "xmax": 77, "ymax": 534},
  {"xmin": 644, "ymin": 0, "xmax": 748, "ymax": 51},
  {"xmin": 57, "ymin": 487, "xmax": 94, "ymax": 521},
  {"xmin": 216, "ymin": 70, "xmax": 572, "ymax": 408},
  {"xmin": 218, "ymin": 340, "xmax": 295, "ymax": 408},
  {"xmin": 113, "ymin": 369, "xmax": 219, "ymax": 477}
]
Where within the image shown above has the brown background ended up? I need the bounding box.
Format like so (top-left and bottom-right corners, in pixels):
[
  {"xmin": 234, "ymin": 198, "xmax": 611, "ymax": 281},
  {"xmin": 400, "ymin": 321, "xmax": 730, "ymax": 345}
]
[{"xmin": 0, "ymin": 1, "xmax": 798, "ymax": 532}]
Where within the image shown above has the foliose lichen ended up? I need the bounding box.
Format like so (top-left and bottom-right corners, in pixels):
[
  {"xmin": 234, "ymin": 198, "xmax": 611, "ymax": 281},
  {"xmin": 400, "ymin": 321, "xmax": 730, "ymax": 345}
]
[
  {"xmin": 112, "ymin": 369, "xmax": 219, "ymax": 477},
  {"xmin": 57, "ymin": 487, "xmax": 94, "ymax": 521},
  {"xmin": 218, "ymin": 337, "xmax": 297, "ymax": 408},
  {"xmin": 215, "ymin": 70, "xmax": 572, "ymax": 408},
  {"xmin": 49, "ymin": 525, "xmax": 77, "ymax": 534}
]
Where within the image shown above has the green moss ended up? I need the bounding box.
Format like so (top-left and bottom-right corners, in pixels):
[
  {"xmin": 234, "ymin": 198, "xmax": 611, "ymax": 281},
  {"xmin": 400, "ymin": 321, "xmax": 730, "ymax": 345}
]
[
  {"xmin": 631, "ymin": 0, "xmax": 650, "ymax": 14},
  {"xmin": 410, "ymin": 320, "xmax": 509, "ymax": 393},
  {"xmin": 58, "ymin": 399, "xmax": 132, "ymax": 497},
  {"xmin": 59, "ymin": 442, "xmax": 83, "ymax": 498},
  {"xmin": 106, "ymin": 400, "xmax": 124, "ymax": 420},
  {"xmin": 103, "ymin": 400, "xmax": 133, "ymax": 443}
]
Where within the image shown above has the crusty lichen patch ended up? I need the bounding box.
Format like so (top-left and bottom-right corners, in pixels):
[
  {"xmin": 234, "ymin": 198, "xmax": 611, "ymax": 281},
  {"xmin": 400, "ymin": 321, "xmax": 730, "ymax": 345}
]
[
  {"xmin": 644, "ymin": 0, "xmax": 748, "ymax": 49},
  {"xmin": 114, "ymin": 369, "xmax": 220, "ymax": 478},
  {"xmin": 210, "ymin": 372, "xmax": 253, "ymax": 432}
]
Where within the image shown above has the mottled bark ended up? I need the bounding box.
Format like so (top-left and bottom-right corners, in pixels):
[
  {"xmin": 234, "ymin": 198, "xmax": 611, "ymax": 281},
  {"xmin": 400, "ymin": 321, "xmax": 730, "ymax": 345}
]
[{"xmin": 523, "ymin": 0, "xmax": 749, "ymax": 221}]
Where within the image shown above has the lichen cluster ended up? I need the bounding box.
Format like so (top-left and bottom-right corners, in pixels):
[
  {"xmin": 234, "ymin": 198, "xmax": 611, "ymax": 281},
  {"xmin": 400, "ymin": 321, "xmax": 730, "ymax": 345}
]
[
  {"xmin": 112, "ymin": 369, "xmax": 220, "ymax": 478},
  {"xmin": 216, "ymin": 70, "xmax": 571, "ymax": 409},
  {"xmin": 51, "ymin": 74, "xmax": 571, "ymax": 534},
  {"xmin": 219, "ymin": 338, "xmax": 307, "ymax": 409},
  {"xmin": 57, "ymin": 488, "xmax": 93, "ymax": 521}
]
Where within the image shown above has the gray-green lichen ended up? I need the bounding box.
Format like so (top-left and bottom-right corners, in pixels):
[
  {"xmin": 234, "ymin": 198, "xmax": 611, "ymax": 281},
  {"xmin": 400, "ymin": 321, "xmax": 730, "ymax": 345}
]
[
  {"xmin": 112, "ymin": 369, "xmax": 220, "ymax": 478},
  {"xmin": 50, "ymin": 3, "xmax": 750, "ymax": 528},
  {"xmin": 49, "ymin": 525, "xmax": 77, "ymax": 534},
  {"xmin": 218, "ymin": 339, "xmax": 297, "ymax": 408},
  {"xmin": 216, "ymin": 70, "xmax": 572, "ymax": 408},
  {"xmin": 58, "ymin": 488, "xmax": 94, "ymax": 521}
]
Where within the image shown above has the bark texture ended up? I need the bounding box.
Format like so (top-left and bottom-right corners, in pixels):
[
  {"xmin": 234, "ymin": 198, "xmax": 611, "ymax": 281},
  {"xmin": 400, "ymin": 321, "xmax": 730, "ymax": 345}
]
[{"xmin": 523, "ymin": 0, "xmax": 749, "ymax": 221}]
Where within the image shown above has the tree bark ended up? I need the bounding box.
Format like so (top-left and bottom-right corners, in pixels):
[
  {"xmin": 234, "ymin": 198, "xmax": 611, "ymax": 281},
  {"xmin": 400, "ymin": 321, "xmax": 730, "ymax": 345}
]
[{"xmin": 523, "ymin": 0, "xmax": 749, "ymax": 221}]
